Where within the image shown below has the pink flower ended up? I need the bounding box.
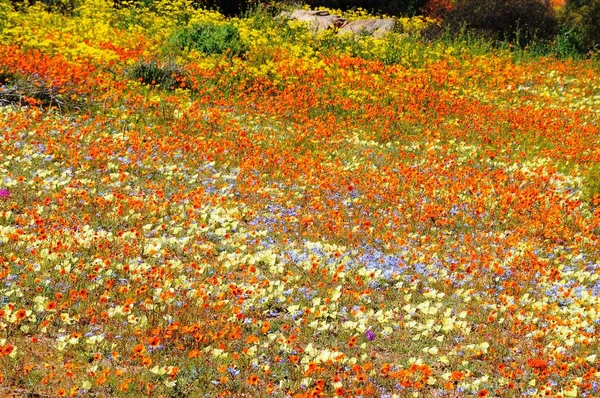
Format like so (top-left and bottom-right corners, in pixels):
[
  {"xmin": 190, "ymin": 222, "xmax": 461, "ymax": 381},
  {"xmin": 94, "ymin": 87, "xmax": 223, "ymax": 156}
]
[{"xmin": 0, "ymin": 188, "xmax": 10, "ymax": 199}]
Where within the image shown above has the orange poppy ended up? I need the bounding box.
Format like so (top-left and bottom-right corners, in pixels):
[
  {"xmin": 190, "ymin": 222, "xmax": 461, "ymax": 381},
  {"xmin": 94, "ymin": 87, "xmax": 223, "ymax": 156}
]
[
  {"xmin": 2, "ymin": 344, "xmax": 14, "ymax": 356},
  {"xmin": 15, "ymin": 309, "xmax": 27, "ymax": 320}
]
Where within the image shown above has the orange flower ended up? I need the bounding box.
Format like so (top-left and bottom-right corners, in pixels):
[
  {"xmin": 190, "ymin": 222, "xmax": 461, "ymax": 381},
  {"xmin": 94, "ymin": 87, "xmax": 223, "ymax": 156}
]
[
  {"xmin": 305, "ymin": 362, "xmax": 320, "ymax": 376},
  {"xmin": 147, "ymin": 336, "xmax": 160, "ymax": 347},
  {"xmin": 15, "ymin": 309, "xmax": 27, "ymax": 320},
  {"xmin": 380, "ymin": 363, "xmax": 390, "ymax": 376},
  {"xmin": 451, "ymin": 370, "xmax": 465, "ymax": 381},
  {"xmin": 1, "ymin": 344, "xmax": 14, "ymax": 356},
  {"xmin": 167, "ymin": 366, "xmax": 179, "ymax": 379},
  {"xmin": 188, "ymin": 349, "xmax": 201, "ymax": 359},
  {"xmin": 261, "ymin": 321, "xmax": 270, "ymax": 334},
  {"xmin": 247, "ymin": 374, "xmax": 259, "ymax": 385},
  {"xmin": 245, "ymin": 335, "xmax": 259, "ymax": 344},
  {"xmin": 347, "ymin": 335, "xmax": 358, "ymax": 348},
  {"xmin": 478, "ymin": 390, "xmax": 489, "ymax": 397},
  {"xmin": 78, "ymin": 288, "xmax": 88, "ymax": 299}
]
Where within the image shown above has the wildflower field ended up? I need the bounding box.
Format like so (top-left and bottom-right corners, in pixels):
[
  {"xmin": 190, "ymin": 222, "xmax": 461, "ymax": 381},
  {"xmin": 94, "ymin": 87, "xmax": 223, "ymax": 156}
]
[{"xmin": 0, "ymin": 1, "xmax": 600, "ymax": 396}]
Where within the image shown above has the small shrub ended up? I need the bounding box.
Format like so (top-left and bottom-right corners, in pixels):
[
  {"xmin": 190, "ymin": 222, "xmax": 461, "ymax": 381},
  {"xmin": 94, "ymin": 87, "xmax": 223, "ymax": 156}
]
[
  {"xmin": 167, "ymin": 22, "xmax": 247, "ymax": 57},
  {"xmin": 192, "ymin": 0, "xmax": 258, "ymax": 17},
  {"xmin": 582, "ymin": 163, "xmax": 600, "ymax": 205},
  {"xmin": 557, "ymin": 0, "xmax": 600, "ymax": 54},
  {"xmin": 440, "ymin": 0, "xmax": 558, "ymax": 48},
  {"xmin": 0, "ymin": 70, "xmax": 13, "ymax": 84},
  {"xmin": 0, "ymin": 71, "xmax": 18, "ymax": 107},
  {"xmin": 0, "ymin": 0, "xmax": 11, "ymax": 31},
  {"xmin": 111, "ymin": 0, "xmax": 258, "ymax": 17},
  {"xmin": 128, "ymin": 59, "xmax": 188, "ymax": 90},
  {"xmin": 551, "ymin": 26, "xmax": 586, "ymax": 58},
  {"xmin": 421, "ymin": 0, "xmax": 452, "ymax": 18},
  {"xmin": 580, "ymin": 2, "xmax": 600, "ymax": 51},
  {"xmin": 0, "ymin": 71, "xmax": 86, "ymax": 110},
  {"xmin": 9, "ymin": 0, "xmax": 79, "ymax": 14}
]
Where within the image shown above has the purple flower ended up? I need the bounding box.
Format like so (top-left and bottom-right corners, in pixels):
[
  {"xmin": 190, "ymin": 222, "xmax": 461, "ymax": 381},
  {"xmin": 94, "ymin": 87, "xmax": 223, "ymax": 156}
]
[
  {"xmin": 365, "ymin": 329, "xmax": 375, "ymax": 341},
  {"xmin": 0, "ymin": 188, "xmax": 10, "ymax": 199}
]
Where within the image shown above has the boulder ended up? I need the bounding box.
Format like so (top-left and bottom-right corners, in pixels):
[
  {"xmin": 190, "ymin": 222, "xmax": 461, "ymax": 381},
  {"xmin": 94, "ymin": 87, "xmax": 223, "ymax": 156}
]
[
  {"xmin": 338, "ymin": 18, "xmax": 396, "ymax": 38},
  {"xmin": 276, "ymin": 11, "xmax": 291, "ymax": 19},
  {"xmin": 279, "ymin": 10, "xmax": 347, "ymax": 32}
]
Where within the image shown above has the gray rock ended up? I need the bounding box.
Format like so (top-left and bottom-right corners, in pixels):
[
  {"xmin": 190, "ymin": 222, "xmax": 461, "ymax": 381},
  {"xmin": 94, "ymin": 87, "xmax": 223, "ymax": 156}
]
[
  {"xmin": 279, "ymin": 9, "xmax": 347, "ymax": 32},
  {"xmin": 276, "ymin": 11, "xmax": 292, "ymax": 19},
  {"xmin": 338, "ymin": 18, "xmax": 396, "ymax": 38}
]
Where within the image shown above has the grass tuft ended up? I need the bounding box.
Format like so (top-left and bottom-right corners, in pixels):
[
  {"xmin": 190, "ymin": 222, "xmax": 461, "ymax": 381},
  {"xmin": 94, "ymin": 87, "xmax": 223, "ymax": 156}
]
[{"xmin": 127, "ymin": 59, "xmax": 189, "ymax": 90}]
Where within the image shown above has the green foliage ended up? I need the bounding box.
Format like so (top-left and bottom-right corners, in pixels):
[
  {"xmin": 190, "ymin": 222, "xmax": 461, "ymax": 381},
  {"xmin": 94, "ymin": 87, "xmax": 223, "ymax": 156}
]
[
  {"xmin": 0, "ymin": 0, "xmax": 11, "ymax": 31},
  {"xmin": 440, "ymin": 0, "xmax": 558, "ymax": 49},
  {"xmin": 245, "ymin": 1, "xmax": 286, "ymax": 26},
  {"xmin": 435, "ymin": 24, "xmax": 496, "ymax": 53},
  {"xmin": 582, "ymin": 163, "xmax": 600, "ymax": 205},
  {"xmin": 550, "ymin": 26, "xmax": 586, "ymax": 58},
  {"xmin": 557, "ymin": 0, "xmax": 600, "ymax": 54},
  {"xmin": 128, "ymin": 59, "xmax": 188, "ymax": 90},
  {"xmin": 167, "ymin": 22, "xmax": 247, "ymax": 56}
]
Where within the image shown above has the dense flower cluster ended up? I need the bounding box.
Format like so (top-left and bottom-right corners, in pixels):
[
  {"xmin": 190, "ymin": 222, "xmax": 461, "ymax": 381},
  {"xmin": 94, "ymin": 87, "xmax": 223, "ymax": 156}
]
[{"xmin": 0, "ymin": 1, "xmax": 599, "ymax": 396}]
